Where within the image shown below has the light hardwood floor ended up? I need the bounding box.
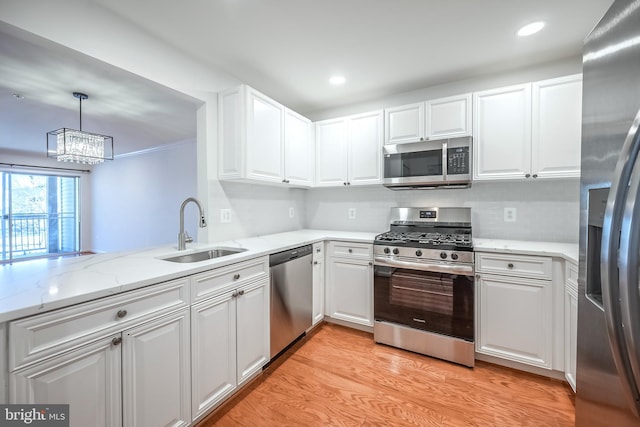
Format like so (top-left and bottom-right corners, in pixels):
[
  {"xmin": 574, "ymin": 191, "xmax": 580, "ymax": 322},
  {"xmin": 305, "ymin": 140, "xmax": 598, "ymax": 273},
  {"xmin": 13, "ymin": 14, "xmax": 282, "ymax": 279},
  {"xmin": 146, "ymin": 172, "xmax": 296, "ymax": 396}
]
[{"xmin": 199, "ymin": 323, "xmax": 575, "ymax": 426}]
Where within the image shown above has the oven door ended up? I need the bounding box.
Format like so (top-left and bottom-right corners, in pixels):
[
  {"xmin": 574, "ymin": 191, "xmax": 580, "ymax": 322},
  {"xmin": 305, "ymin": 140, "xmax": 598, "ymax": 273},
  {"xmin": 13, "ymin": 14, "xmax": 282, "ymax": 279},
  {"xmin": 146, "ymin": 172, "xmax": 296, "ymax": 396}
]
[{"xmin": 374, "ymin": 264, "xmax": 474, "ymax": 341}]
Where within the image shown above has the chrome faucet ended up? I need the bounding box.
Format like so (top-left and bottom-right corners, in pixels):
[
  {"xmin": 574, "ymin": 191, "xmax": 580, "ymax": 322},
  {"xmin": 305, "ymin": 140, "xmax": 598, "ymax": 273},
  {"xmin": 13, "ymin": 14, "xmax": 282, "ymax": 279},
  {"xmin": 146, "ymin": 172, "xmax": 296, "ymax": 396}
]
[{"xmin": 178, "ymin": 197, "xmax": 207, "ymax": 250}]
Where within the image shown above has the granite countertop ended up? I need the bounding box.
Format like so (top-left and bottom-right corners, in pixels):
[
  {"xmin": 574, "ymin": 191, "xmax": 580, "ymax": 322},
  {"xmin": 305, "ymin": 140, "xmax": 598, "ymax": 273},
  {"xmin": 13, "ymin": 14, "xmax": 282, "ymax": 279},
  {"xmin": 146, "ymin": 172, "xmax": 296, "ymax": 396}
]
[
  {"xmin": 0, "ymin": 229, "xmax": 379, "ymax": 323},
  {"xmin": 473, "ymin": 238, "xmax": 578, "ymax": 264},
  {"xmin": 0, "ymin": 230, "xmax": 578, "ymax": 323}
]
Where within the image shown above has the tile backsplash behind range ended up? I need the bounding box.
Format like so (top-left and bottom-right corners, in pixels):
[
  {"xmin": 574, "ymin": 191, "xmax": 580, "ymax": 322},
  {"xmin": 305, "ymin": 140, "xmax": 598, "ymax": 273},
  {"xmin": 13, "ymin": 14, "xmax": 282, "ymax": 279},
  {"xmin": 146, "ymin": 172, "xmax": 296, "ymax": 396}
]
[{"xmin": 305, "ymin": 179, "xmax": 579, "ymax": 243}]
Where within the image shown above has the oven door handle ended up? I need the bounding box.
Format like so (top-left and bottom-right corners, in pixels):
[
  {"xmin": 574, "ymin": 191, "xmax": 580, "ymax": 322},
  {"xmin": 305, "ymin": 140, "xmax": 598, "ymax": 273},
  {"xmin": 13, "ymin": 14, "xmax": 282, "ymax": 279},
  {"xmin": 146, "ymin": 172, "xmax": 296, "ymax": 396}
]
[{"xmin": 374, "ymin": 256, "xmax": 474, "ymax": 275}]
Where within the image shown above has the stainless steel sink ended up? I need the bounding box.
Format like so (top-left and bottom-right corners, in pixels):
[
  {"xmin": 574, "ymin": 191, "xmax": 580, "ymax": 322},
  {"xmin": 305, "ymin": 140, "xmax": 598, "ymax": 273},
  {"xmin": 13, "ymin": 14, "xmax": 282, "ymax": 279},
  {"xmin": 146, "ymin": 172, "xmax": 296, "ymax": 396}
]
[{"xmin": 162, "ymin": 247, "xmax": 247, "ymax": 263}]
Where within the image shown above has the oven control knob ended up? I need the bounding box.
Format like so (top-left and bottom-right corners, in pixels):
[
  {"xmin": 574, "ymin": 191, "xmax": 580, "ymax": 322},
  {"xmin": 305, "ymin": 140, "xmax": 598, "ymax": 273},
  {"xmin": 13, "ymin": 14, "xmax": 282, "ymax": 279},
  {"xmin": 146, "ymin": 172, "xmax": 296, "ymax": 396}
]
[
  {"xmin": 440, "ymin": 252, "xmax": 447, "ymax": 259},
  {"xmin": 392, "ymin": 248, "xmax": 400, "ymax": 255},
  {"xmin": 384, "ymin": 247, "xmax": 390, "ymax": 254},
  {"xmin": 451, "ymin": 253, "xmax": 459, "ymax": 260},
  {"xmin": 415, "ymin": 250, "xmax": 422, "ymax": 257}
]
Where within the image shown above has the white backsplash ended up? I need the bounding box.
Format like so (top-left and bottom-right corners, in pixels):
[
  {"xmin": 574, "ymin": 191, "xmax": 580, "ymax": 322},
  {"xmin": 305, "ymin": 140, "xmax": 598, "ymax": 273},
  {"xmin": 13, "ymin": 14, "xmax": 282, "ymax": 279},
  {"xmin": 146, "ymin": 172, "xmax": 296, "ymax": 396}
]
[{"xmin": 305, "ymin": 179, "xmax": 580, "ymax": 243}]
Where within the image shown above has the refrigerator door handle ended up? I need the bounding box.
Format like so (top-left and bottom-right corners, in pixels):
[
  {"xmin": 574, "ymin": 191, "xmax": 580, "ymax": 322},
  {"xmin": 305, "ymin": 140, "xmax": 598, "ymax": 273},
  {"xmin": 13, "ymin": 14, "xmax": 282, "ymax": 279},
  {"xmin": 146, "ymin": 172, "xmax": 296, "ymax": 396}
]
[
  {"xmin": 618, "ymin": 139, "xmax": 640, "ymax": 414},
  {"xmin": 602, "ymin": 108, "xmax": 640, "ymax": 417}
]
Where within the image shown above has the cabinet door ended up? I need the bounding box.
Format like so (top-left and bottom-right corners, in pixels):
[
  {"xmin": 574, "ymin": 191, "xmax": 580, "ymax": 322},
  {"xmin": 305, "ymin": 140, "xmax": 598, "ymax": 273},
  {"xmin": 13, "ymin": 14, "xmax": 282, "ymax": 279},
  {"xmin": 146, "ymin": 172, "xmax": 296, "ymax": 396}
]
[
  {"xmin": 191, "ymin": 292, "xmax": 237, "ymax": 419},
  {"xmin": 473, "ymin": 84, "xmax": 532, "ymax": 180},
  {"xmin": 384, "ymin": 102, "xmax": 425, "ymax": 144},
  {"xmin": 122, "ymin": 310, "xmax": 191, "ymax": 427},
  {"xmin": 477, "ymin": 274, "xmax": 552, "ymax": 368},
  {"xmin": 315, "ymin": 118, "xmax": 348, "ymax": 186},
  {"xmin": 236, "ymin": 280, "xmax": 270, "ymax": 386},
  {"xmin": 284, "ymin": 109, "xmax": 313, "ymax": 186},
  {"xmin": 312, "ymin": 243, "xmax": 325, "ymax": 325},
  {"xmin": 327, "ymin": 258, "xmax": 373, "ymax": 327},
  {"xmin": 218, "ymin": 86, "xmax": 243, "ymax": 180},
  {"xmin": 426, "ymin": 93, "xmax": 472, "ymax": 139},
  {"xmin": 532, "ymin": 75, "xmax": 582, "ymax": 179},
  {"xmin": 10, "ymin": 336, "xmax": 122, "ymax": 427},
  {"xmin": 565, "ymin": 270, "xmax": 578, "ymax": 392},
  {"xmin": 348, "ymin": 110, "xmax": 383, "ymax": 185},
  {"xmin": 246, "ymin": 88, "xmax": 285, "ymax": 183}
]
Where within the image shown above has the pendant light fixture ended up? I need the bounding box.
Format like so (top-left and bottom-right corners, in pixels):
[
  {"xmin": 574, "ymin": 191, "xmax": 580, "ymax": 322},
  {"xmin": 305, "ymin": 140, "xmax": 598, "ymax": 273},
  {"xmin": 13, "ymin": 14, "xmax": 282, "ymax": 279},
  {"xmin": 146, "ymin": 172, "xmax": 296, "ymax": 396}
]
[{"xmin": 47, "ymin": 92, "xmax": 114, "ymax": 165}]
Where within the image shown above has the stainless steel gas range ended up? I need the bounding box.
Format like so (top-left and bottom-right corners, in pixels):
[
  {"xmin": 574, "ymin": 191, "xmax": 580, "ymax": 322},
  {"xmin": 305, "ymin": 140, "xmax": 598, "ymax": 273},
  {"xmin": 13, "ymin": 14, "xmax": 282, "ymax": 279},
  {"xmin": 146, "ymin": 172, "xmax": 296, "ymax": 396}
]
[{"xmin": 373, "ymin": 207, "xmax": 475, "ymax": 367}]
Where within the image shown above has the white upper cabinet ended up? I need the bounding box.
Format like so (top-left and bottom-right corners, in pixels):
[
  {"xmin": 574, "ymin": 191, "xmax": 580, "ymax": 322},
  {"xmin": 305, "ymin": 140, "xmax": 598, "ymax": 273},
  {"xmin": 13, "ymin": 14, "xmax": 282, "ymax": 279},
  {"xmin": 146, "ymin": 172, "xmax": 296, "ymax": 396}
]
[
  {"xmin": 316, "ymin": 110, "xmax": 383, "ymax": 187},
  {"xmin": 246, "ymin": 89, "xmax": 285, "ymax": 182},
  {"xmin": 426, "ymin": 93, "xmax": 472, "ymax": 140},
  {"xmin": 474, "ymin": 83, "xmax": 532, "ymax": 180},
  {"xmin": 284, "ymin": 109, "xmax": 314, "ymax": 186},
  {"xmin": 348, "ymin": 110, "xmax": 384, "ymax": 185},
  {"xmin": 218, "ymin": 85, "xmax": 313, "ymax": 187},
  {"xmin": 532, "ymin": 74, "xmax": 582, "ymax": 179},
  {"xmin": 473, "ymin": 75, "xmax": 582, "ymax": 181},
  {"xmin": 385, "ymin": 102, "xmax": 425, "ymax": 144},
  {"xmin": 384, "ymin": 94, "xmax": 472, "ymax": 145}
]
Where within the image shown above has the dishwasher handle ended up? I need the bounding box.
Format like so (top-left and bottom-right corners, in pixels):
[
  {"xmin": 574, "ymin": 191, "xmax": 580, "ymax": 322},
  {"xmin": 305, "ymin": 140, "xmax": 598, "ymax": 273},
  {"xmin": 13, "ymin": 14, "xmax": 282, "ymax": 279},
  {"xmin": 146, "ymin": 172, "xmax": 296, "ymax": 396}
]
[{"xmin": 269, "ymin": 244, "xmax": 313, "ymax": 267}]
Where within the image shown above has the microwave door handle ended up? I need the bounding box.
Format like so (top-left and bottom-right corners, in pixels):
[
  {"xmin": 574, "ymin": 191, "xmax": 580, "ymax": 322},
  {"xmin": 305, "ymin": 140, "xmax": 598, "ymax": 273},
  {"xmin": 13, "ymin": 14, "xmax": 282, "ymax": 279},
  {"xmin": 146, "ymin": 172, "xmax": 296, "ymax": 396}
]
[
  {"xmin": 601, "ymin": 108, "xmax": 640, "ymax": 417},
  {"xmin": 442, "ymin": 140, "xmax": 448, "ymax": 180}
]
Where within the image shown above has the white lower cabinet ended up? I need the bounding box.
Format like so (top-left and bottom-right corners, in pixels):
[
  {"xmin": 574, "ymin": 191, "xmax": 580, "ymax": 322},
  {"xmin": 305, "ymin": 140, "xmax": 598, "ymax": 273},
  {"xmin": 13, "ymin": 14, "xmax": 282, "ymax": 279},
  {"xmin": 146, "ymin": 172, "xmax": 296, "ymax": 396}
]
[
  {"xmin": 123, "ymin": 309, "xmax": 191, "ymax": 427},
  {"xmin": 11, "ymin": 336, "xmax": 122, "ymax": 427},
  {"xmin": 326, "ymin": 242, "xmax": 373, "ymax": 327},
  {"xmin": 190, "ymin": 277, "xmax": 269, "ymax": 420},
  {"xmin": 475, "ymin": 252, "xmax": 553, "ymax": 369},
  {"xmin": 565, "ymin": 261, "xmax": 578, "ymax": 392},
  {"xmin": 312, "ymin": 242, "xmax": 325, "ymax": 325}
]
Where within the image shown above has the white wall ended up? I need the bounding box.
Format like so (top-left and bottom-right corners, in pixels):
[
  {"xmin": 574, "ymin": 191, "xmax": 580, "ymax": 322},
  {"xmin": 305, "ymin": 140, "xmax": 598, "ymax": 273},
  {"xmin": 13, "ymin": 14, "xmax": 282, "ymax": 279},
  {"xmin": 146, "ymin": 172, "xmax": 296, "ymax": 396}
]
[
  {"xmin": 89, "ymin": 142, "xmax": 198, "ymax": 252},
  {"xmin": 306, "ymin": 179, "xmax": 580, "ymax": 243}
]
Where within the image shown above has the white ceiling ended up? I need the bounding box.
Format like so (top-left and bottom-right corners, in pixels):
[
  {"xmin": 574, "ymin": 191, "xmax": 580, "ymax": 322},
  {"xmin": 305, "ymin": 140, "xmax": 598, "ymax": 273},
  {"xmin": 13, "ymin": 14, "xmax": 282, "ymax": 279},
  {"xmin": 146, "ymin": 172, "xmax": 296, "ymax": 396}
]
[
  {"xmin": 0, "ymin": 23, "xmax": 201, "ymax": 157},
  {"xmin": 97, "ymin": 0, "xmax": 613, "ymax": 114},
  {"xmin": 0, "ymin": 0, "xmax": 614, "ymax": 157}
]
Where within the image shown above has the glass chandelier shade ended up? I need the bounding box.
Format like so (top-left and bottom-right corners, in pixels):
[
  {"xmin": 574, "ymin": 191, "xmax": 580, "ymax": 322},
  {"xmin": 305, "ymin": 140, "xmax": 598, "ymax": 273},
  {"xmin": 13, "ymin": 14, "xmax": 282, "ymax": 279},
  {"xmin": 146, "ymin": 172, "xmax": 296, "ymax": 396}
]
[{"xmin": 46, "ymin": 92, "xmax": 114, "ymax": 164}]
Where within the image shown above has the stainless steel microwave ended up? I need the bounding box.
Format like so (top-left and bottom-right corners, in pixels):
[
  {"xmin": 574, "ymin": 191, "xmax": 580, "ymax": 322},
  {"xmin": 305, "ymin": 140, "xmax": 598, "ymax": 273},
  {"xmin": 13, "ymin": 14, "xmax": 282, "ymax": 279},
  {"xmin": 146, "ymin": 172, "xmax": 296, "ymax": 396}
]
[{"xmin": 383, "ymin": 136, "xmax": 472, "ymax": 189}]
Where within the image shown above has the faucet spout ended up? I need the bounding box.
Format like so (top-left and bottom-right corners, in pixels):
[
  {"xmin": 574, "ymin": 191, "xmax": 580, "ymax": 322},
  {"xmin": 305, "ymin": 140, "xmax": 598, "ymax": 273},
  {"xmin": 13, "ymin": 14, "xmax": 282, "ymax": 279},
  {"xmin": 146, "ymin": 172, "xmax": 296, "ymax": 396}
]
[{"xmin": 178, "ymin": 197, "xmax": 207, "ymax": 251}]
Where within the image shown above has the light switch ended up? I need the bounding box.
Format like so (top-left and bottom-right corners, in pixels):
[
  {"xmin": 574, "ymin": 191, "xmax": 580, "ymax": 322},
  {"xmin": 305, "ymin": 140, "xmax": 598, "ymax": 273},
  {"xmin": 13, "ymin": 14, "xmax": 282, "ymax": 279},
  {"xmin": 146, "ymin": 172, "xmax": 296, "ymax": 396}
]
[
  {"xmin": 220, "ymin": 209, "xmax": 231, "ymax": 223},
  {"xmin": 348, "ymin": 208, "xmax": 356, "ymax": 220}
]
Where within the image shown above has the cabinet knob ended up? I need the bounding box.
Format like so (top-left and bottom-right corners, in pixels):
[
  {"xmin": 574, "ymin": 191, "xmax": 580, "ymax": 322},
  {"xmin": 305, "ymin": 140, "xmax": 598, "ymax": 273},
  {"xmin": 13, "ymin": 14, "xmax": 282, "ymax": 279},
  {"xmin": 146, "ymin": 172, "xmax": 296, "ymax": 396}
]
[
  {"xmin": 238, "ymin": 289, "xmax": 245, "ymax": 296},
  {"xmin": 343, "ymin": 182, "xmax": 347, "ymax": 186},
  {"xmin": 233, "ymin": 273, "xmax": 240, "ymax": 280},
  {"xmin": 532, "ymin": 174, "xmax": 538, "ymax": 178},
  {"xmin": 116, "ymin": 310, "xmax": 127, "ymax": 319},
  {"xmin": 313, "ymin": 261, "xmax": 318, "ymax": 265},
  {"xmin": 475, "ymin": 274, "xmax": 481, "ymax": 280},
  {"xmin": 420, "ymin": 137, "xmax": 424, "ymax": 141},
  {"xmin": 525, "ymin": 174, "xmax": 531, "ymax": 178},
  {"xmin": 508, "ymin": 263, "xmax": 514, "ymax": 269},
  {"xmin": 316, "ymin": 247, "xmax": 321, "ymax": 252},
  {"xmin": 368, "ymin": 261, "xmax": 373, "ymax": 266},
  {"xmin": 112, "ymin": 337, "xmax": 122, "ymax": 346},
  {"xmin": 232, "ymin": 291, "xmax": 238, "ymax": 298},
  {"xmin": 348, "ymin": 249, "xmax": 353, "ymax": 253}
]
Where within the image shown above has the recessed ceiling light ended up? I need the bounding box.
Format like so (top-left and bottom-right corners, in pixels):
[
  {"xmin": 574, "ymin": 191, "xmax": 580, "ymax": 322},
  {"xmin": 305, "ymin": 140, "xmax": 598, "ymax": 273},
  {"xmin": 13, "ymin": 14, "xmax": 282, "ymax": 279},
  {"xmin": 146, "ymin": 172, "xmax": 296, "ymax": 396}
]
[
  {"xmin": 12, "ymin": 93, "xmax": 24, "ymax": 100},
  {"xmin": 329, "ymin": 75, "xmax": 346, "ymax": 85},
  {"xmin": 517, "ymin": 21, "xmax": 545, "ymax": 37}
]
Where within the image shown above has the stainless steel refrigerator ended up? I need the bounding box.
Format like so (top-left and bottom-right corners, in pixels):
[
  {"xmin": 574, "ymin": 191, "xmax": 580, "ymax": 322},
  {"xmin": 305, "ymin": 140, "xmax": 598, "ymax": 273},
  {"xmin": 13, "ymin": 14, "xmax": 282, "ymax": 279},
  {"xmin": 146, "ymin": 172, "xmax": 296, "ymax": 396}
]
[{"xmin": 578, "ymin": 0, "xmax": 640, "ymax": 425}]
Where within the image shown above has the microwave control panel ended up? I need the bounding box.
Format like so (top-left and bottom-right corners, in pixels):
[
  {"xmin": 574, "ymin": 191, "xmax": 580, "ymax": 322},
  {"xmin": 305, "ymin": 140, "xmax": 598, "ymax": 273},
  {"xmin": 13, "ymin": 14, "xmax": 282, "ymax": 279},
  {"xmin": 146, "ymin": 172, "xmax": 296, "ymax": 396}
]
[{"xmin": 448, "ymin": 147, "xmax": 470, "ymax": 175}]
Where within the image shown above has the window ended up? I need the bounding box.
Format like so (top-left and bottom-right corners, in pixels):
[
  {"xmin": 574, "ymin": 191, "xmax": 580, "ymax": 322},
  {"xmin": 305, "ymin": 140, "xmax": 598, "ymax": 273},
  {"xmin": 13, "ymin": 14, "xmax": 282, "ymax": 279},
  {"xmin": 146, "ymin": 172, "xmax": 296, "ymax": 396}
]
[{"xmin": 1, "ymin": 171, "xmax": 80, "ymax": 263}]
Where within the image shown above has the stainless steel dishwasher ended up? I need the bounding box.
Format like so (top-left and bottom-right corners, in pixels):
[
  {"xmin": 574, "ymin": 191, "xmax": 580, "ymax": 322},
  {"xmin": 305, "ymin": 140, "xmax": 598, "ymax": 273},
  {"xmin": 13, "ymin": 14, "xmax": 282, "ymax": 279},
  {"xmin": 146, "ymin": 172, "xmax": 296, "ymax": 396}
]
[{"xmin": 269, "ymin": 244, "xmax": 313, "ymax": 359}]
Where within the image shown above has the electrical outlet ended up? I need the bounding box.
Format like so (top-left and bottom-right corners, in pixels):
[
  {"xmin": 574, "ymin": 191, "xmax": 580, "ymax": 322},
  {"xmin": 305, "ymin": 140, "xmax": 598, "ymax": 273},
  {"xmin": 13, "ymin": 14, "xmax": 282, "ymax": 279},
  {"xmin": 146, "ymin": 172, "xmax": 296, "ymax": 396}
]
[
  {"xmin": 504, "ymin": 207, "xmax": 516, "ymax": 222},
  {"xmin": 289, "ymin": 207, "xmax": 295, "ymax": 218},
  {"xmin": 220, "ymin": 209, "xmax": 231, "ymax": 223},
  {"xmin": 348, "ymin": 208, "xmax": 356, "ymax": 220}
]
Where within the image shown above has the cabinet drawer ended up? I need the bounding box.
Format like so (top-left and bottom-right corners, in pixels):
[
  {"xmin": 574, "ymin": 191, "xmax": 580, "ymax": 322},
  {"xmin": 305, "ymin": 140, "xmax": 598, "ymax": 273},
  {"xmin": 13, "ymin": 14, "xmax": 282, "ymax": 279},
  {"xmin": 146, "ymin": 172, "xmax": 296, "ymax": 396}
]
[
  {"xmin": 328, "ymin": 241, "xmax": 372, "ymax": 260},
  {"xmin": 191, "ymin": 256, "xmax": 269, "ymax": 302},
  {"xmin": 476, "ymin": 252, "xmax": 552, "ymax": 280},
  {"xmin": 10, "ymin": 278, "xmax": 189, "ymax": 370}
]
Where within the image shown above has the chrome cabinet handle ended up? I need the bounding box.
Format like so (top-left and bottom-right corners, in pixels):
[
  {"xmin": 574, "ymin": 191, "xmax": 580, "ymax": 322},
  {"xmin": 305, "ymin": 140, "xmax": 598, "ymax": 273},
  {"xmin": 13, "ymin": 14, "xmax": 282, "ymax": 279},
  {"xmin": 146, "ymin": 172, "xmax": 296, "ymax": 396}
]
[
  {"xmin": 233, "ymin": 273, "xmax": 240, "ymax": 280},
  {"xmin": 112, "ymin": 337, "xmax": 122, "ymax": 346},
  {"xmin": 117, "ymin": 310, "xmax": 127, "ymax": 319}
]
